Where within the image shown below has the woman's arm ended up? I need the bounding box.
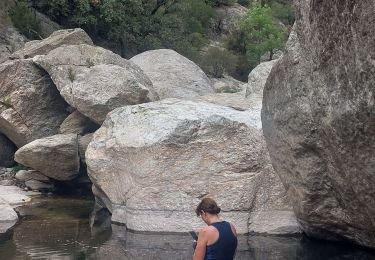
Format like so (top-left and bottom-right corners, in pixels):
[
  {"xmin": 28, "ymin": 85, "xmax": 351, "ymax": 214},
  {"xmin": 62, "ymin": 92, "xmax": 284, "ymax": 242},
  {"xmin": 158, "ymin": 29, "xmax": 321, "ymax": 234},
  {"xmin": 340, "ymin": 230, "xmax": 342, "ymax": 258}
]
[{"xmin": 193, "ymin": 228, "xmax": 208, "ymax": 260}]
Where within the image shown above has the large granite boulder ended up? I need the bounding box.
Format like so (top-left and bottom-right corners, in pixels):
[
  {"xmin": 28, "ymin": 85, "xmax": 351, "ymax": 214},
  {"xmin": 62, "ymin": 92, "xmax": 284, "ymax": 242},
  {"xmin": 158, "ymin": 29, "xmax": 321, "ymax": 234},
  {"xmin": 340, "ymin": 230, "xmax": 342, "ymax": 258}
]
[
  {"xmin": 15, "ymin": 134, "xmax": 80, "ymax": 181},
  {"xmin": 262, "ymin": 1, "xmax": 375, "ymax": 248},
  {"xmin": 86, "ymin": 99, "xmax": 296, "ymax": 234},
  {"xmin": 34, "ymin": 44, "xmax": 159, "ymax": 124},
  {"xmin": 0, "ymin": 59, "xmax": 69, "ymax": 147},
  {"xmin": 130, "ymin": 49, "xmax": 214, "ymax": 99},
  {"xmin": 11, "ymin": 28, "xmax": 93, "ymax": 59},
  {"xmin": 0, "ymin": 133, "xmax": 16, "ymax": 167}
]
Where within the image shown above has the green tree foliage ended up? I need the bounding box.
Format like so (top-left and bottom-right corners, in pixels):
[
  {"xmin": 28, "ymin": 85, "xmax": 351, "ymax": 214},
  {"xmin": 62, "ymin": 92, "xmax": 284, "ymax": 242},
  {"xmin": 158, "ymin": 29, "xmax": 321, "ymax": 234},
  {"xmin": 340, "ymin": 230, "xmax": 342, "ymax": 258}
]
[
  {"xmin": 9, "ymin": 0, "xmax": 41, "ymax": 39},
  {"xmin": 35, "ymin": 0, "xmax": 214, "ymax": 58},
  {"xmin": 239, "ymin": 4, "xmax": 287, "ymax": 65},
  {"xmin": 269, "ymin": 1, "xmax": 294, "ymax": 25}
]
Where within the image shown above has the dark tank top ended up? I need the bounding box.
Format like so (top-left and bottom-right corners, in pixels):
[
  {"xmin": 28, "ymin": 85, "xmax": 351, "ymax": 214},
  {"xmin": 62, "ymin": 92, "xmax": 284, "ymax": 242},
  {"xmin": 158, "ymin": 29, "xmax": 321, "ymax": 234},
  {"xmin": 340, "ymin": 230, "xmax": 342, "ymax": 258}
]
[{"xmin": 204, "ymin": 221, "xmax": 238, "ymax": 260}]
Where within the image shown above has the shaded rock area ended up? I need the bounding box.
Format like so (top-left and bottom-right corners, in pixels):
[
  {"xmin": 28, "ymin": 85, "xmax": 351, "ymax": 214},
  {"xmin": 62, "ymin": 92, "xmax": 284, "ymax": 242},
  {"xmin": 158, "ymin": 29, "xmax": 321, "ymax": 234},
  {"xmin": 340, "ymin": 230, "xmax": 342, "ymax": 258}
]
[
  {"xmin": 131, "ymin": 49, "xmax": 214, "ymax": 99},
  {"xmin": 59, "ymin": 110, "xmax": 99, "ymax": 135},
  {"xmin": 0, "ymin": 133, "xmax": 16, "ymax": 167},
  {"xmin": 15, "ymin": 170, "xmax": 54, "ymax": 192},
  {"xmin": 262, "ymin": 0, "xmax": 375, "ymax": 249},
  {"xmin": 0, "ymin": 59, "xmax": 69, "ymax": 147},
  {"xmin": 87, "ymin": 99, "xmax": 297, "ymax": 234},
  {"xmin": 15, "ymin": 134, "xmax": 80, "ymax": 181},
  {"xmin": 11, "ymin": 28, "xmax": 93, "ymax": 59},
  {"xmin": 34, "ymin": 44, "xmax": 159, "ymax": 124}
]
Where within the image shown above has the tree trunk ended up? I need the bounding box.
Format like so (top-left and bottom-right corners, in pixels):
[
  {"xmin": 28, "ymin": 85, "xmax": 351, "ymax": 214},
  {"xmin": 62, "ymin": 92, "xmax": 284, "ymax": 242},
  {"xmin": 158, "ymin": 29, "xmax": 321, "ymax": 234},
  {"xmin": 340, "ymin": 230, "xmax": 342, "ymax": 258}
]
[{"xmin": 269, "ymin": 48, "xmax": 273, "ymax": 61}]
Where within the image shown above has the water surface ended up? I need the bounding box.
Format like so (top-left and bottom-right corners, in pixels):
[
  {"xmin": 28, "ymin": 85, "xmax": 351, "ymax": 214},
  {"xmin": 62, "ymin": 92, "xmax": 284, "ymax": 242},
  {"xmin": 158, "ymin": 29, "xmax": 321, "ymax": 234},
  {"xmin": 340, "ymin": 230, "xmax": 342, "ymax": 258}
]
[{"xmin": 0, "ymin": 196, "xmax": 374, "ymax": 260}]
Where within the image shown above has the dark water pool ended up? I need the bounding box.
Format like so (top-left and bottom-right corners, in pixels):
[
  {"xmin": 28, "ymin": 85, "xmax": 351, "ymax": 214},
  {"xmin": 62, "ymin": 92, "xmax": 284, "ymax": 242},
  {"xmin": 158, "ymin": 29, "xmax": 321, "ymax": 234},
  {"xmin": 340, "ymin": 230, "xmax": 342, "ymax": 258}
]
[{"xmin": 0, "ymin": 196, "xmax": 374, "ymax": 260}]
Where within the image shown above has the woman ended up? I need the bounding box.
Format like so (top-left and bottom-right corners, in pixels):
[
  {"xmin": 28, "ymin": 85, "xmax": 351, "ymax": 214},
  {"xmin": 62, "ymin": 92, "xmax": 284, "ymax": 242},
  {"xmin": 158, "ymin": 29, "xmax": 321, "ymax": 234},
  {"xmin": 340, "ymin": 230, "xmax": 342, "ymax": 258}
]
[{"xmin": 193, "ymin": 198, "xmax": 238, "ymax": 260}]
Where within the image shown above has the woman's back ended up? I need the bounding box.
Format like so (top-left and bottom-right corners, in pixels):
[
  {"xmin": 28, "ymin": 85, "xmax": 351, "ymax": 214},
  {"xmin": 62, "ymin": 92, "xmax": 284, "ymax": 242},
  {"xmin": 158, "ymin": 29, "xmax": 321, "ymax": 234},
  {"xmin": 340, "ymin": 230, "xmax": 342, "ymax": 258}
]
[{"xmin": 205, "ymin": 221, "xmax": 237, "ymax": 260}]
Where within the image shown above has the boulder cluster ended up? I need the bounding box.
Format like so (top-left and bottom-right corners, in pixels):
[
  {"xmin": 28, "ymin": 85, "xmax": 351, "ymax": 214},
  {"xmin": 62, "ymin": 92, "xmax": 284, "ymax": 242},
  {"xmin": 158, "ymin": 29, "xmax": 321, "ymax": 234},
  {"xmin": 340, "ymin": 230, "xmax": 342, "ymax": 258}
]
[{"xmin": 0, "ymin": 27, "xmax": 298, "ymax": 235}]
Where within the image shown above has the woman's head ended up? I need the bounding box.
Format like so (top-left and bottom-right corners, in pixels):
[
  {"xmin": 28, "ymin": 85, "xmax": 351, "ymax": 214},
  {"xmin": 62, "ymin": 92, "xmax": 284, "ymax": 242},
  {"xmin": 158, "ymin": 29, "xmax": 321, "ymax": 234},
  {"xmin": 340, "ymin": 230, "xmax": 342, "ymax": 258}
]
[{"xmin": 195, "ymin": 198, "xmax": 221, "ymax": 217}]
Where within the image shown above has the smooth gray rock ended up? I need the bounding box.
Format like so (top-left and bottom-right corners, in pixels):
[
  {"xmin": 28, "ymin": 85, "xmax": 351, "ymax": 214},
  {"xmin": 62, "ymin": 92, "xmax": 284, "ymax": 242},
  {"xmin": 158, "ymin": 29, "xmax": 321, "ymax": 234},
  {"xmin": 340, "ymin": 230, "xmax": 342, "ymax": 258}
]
[
  {"xmin": 34, "ymin": 44, "xmax": 159, "ymax": 123},
  {"xmin": 262, "ymin": 1, "xmax": 375, "ymax": 248},
  {"xmin": 131, "ymin": 49, "xmax": 214, "ymax": 99},
  {"xmin": 15, "ymin": 134, "xmax": 80, "ymax": 181},
  {"xmin": 12, "ymin": 28, "xmax": 93, "ymax": 59},
  {"xmin": 0, "ymin": 133, "xmax": 16, "ymax": 167},
  {"xmin": 0, "ymin": 59, "xmax": 69, "ymax": 147},
  {"xmin": 245, "ymin": 59, "xmax": 278, "ymax": 98},
  {"xmin": 87, "ymin": 99, "xmax": 296, "ymax": 234},
  {"xmin": 59, "ymin": 110, "xmax": 98, "ymax": 135}
]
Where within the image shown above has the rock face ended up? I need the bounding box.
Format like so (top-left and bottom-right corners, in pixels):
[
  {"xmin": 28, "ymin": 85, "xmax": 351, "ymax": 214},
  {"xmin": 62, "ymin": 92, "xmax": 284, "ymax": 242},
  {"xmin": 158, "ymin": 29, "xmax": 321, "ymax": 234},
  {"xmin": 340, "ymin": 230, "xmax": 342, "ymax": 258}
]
[
  {"xmin": 87, "ymin": 99, "xmax": 295, "ymax": 234},
  {"xmin": 0, "ymin": 59, "xmax": 69, "ymax": 147},
  {"xmin": 131, "ymin": 49, "xmax": 214, "ymax": 99},
  {"xmin": 0, "ymin": 133, "xmax": 16, "ymax": 167},
  {"xmin": 262, "ymin": 1, "xmax": 375, "ymax": 248},
  {"xmin": 15, "ymin": 134, "xmax": 80, "ymax": 181},
  {"xmin": 12, "ymin": 28, "xmax": 93, "ymax": 59},
  {"xmin": 246, "ymin": 59, "xmax": 278, "ymax": 98},
  {"xmin": 34, "ymin": 44, "xmax": 159, "ymax": 124}
]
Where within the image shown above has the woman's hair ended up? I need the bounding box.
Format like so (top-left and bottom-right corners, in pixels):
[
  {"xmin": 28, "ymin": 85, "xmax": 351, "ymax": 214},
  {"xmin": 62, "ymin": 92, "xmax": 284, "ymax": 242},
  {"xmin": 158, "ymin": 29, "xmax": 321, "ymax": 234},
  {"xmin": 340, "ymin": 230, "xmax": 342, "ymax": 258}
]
[{"xmin": 195, "ymin": 198, "xmax": 221, "ymax": 216}]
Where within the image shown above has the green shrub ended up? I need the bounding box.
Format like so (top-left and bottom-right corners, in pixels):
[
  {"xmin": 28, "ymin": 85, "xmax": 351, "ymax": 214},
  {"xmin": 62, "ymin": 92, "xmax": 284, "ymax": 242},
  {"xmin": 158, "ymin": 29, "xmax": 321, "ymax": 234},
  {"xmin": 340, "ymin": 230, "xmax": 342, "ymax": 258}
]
[
  {"xmin": 9, "ymin": 0, "xmax": 41, "ymax": 39},
  {"xmin": 68, "ymin": 67, "xmax": 76, "ymax": 82},
  {"xmin": 0, "ymin": 96, "xmax": 12, "ymax": 109},
  {"xmin": 198, "ymin": 47, "xmax": 238, "ymax": 78}
]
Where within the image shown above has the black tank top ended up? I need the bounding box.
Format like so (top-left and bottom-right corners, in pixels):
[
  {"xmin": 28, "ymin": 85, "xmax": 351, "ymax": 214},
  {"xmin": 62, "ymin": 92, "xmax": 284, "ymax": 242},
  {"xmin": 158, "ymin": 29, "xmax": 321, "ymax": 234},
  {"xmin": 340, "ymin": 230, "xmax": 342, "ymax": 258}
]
[{"xmin": 204, "ymin": 221, "xmax": 238, "ymax": 260}]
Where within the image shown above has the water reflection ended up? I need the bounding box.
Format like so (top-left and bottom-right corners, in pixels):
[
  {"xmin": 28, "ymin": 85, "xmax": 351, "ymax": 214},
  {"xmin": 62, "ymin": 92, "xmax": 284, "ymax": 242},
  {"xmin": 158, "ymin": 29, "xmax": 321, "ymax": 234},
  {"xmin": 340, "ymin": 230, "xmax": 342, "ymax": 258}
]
[{"xmin": 0, "ymin": 196, "xmax": 374, "ymax": 260}]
